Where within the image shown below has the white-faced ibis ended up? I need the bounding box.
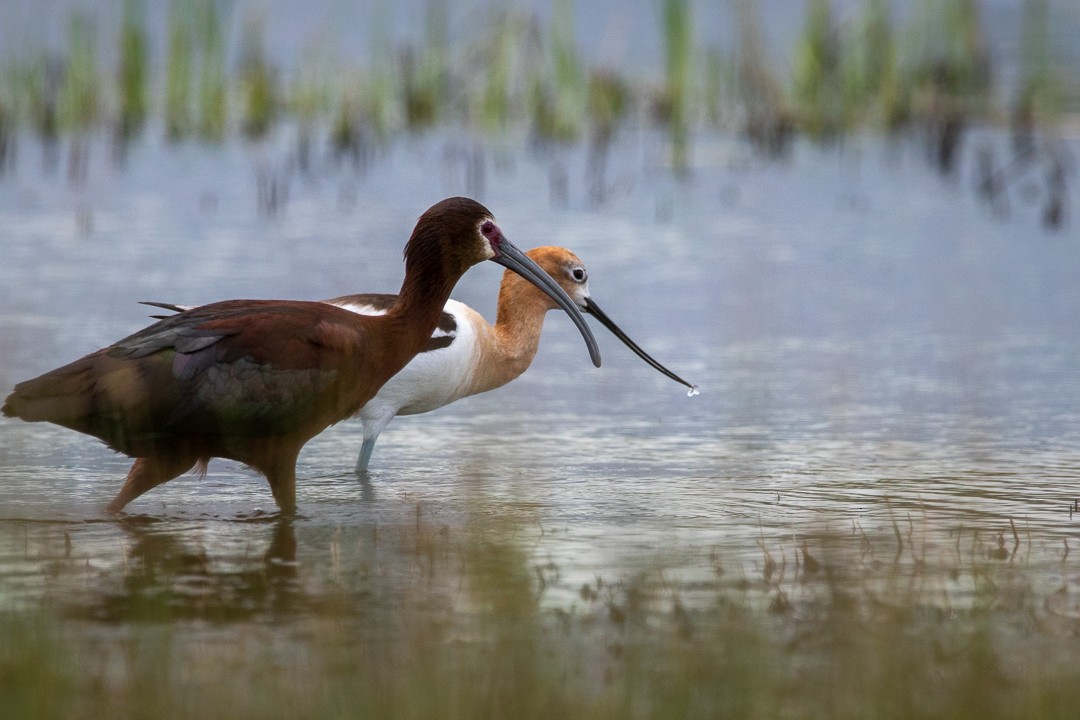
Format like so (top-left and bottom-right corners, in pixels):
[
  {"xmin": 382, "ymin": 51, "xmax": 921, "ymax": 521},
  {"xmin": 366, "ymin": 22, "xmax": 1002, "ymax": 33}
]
[{"xmin": 2, "ymin": 198, "xmax": 600, "ymax": 514}]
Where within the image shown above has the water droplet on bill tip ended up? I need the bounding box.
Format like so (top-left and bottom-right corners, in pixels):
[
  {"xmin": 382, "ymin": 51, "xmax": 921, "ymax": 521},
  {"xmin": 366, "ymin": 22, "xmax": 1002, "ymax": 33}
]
[{"xmin": 687, "ymin": 385, "xmax": 700, "ymax": 398}]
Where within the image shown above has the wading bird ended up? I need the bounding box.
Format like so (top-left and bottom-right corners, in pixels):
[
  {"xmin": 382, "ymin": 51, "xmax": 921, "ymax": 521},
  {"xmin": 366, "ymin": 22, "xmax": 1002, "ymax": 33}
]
[
  {"xmin": 148, "ymin": 246, "xmax": 697, "ymax": 474},
  {"xmin": 2, "ymin": 197, "xmax": 600, "ymax": 514}
]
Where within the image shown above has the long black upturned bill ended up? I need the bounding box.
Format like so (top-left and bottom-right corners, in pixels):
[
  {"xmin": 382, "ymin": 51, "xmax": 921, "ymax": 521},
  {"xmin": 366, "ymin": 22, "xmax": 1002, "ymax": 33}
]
[{"xmin": 585, "ymin": 297, "xmax": 697, "ymax": 391}]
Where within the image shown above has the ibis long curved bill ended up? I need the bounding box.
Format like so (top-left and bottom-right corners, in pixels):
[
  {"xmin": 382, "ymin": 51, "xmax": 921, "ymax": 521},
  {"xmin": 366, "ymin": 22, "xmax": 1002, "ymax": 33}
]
[
  {"xmin": 584, "ymin": 297, "xmax": 698, "ymax": 393},
  {"xmin": 492, "ymin": 240, "xmax": 602, "ymax": 367}
]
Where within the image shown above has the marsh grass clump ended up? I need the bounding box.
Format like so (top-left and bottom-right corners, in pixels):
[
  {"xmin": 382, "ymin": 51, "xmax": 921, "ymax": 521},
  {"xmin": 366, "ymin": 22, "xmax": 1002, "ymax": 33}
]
[
  {"xmin": 57, "ymin": 11, "xmax": 100, "ymax": 183},
  {"xmin": 733, "ymin": 0, "xmax": 794, "ymax": 156},
  {"xmin": 792, "ymin": 0, "xmax": 908, "ymax": 138},
  {"xmin": 968, "ymin": 0, "xmax": 1071, "ymax": 229},
  {"xmin": 288, "ymin": 43, "xmax": 334, "ymax": 173},
  {"xmin": 329, "ymin": 89, "xmax": 365, "ymax": 166},
  {"xmin": 902, "ymin": 0, "xmax": 992, "ymax": 173},
  {"xmin": 330, "ymin": 70, "xmax": 381, "ymax": 167},
  {"xmin": 0, "ymin": 109, "xmax": 11, "ymax": 174},
  {"xmin": 661, "ymin": 0, "xmax": 693, "ymax": 171},
  {"xmin": 16, "ymin": 56, "xmax": 62, "ymax": 170},
  {"xmin": 58, "ymin": 11, "xmax": 100, "ymax": 134},
  {"xmin": 400, "ymin": 47, "xmax": 441, "ymax": 131},
  {"xmin": 585, "ymin": 69, "xmax": 630, "ymax": 203},
  {"xmin": 841, "ymin": 0, "xmax": 904, "ymax": 131},
  {"xmin": 195, "ymin": 0, "xmax": 228, "ymax": 141},
  {"xmin": 1013, "ymin": 0, "xmax": 1063, "ymax": 132},
  {"xmin": 116, "ymin": 0, "xmax": 149, "ymax": 143},
  {"xmin": 791, "ymin": 0, "xmax": 845, "ymax": 140},
  {"xmin": 164, "ymin": 0, "xmax": 194, "ymax": 140},
  {"xmin": 587, "ymin": 70, "xmax": 630, "ymax": 134},
  {"xmin": 163, "ymin": 0, "xmax": 227, "ymax": 142},
  {"xmin": 469, "ymin": 11, "xmax": 522, "ymax": 133},
  {"xmin": 0, "ymin": 67, "xmax": 17, "ymax": 173},
  {"xmin": 701, "ymin": 47, "xmax": 736, "ymax": 129},
  {"xmin": 399, "ymin": 0, "xmax": 451, "ymax": 131},
  {"xmin": 531, "ymin": 0, "xmax": 584, "ymax": 143},
  {"xmin": 238, "ymin": 12, "xmax": 277, "ymax": 140}
]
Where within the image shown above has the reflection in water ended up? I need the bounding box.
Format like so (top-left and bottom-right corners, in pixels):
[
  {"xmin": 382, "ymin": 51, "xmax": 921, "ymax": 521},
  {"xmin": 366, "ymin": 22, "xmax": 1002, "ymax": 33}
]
[
  {"xmin": 71, "ymin": 518, "xmax": 302, "ymax": 622},
  {"xmin": 0, "ymin": 505, "xmax": 549, "ymax": 634},
  {"xmin": 0, "ymin": 516, "xmax": 302, "ymax": 621},
  {"xmin": 0, "ymin": 486, "xmax": 1075, "ymax": 628},
  {"xmin": 3, "ymin": 502, "xmax": 1080, "ymax": 719}
]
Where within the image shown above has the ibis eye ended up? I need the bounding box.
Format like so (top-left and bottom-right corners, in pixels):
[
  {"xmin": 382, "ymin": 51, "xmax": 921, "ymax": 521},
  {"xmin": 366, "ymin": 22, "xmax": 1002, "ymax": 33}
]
[
  {"xmin": 480, "ymin": 220, "xmax": 497, "ymax": 237},
  {"xmin": 571, "ymin": 267, "xmax": 587, "ymax": 282}
]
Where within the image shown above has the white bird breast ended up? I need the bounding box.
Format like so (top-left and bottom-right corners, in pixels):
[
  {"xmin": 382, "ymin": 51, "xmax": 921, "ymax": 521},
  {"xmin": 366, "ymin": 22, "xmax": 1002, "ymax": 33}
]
[{"xmin": 336, "ymin": 299, "xmax": 482, "ymax": 417}]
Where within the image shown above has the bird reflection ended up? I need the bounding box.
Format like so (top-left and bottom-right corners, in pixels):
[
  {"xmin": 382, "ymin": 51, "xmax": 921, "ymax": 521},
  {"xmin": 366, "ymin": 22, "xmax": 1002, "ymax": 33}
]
[{"xmin": 72, "ymin": 517, "xmax": 301, "ymax": 622}]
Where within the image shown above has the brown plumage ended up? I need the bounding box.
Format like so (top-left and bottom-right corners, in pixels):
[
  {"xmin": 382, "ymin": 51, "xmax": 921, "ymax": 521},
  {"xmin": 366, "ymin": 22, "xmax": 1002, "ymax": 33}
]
[{"xmin": 2, "ymin": 197, "xmax": 600, "ymax": 514}]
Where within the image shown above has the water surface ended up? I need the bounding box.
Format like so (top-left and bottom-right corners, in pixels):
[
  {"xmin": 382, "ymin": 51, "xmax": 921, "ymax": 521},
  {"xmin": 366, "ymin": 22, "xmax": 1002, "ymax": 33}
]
[{"xmin": 2, "ymin": 130, "xmax": 1079, "ymax": 617}]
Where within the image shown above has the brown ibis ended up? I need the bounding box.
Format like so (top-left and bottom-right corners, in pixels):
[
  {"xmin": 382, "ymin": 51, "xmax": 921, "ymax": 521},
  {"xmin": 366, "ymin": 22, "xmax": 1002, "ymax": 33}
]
[{"xmin": 2, "ymin": 197, "xmax": 600, "ymax": 514}]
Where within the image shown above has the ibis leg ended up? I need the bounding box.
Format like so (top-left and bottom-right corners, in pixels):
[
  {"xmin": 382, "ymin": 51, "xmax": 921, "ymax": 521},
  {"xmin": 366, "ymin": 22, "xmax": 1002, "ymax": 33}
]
[
  {"xmin": 106, "ymin": 455, "xmax": 198, "ymax": 513},
  {"xmin": 264, "ymin": 459, "xmax": 299, "ymax": 515}
]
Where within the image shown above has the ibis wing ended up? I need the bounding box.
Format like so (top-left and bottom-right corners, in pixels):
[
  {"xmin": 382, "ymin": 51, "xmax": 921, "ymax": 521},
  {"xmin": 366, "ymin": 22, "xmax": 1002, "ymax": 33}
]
[
  {"xmin": 4, "ymin": 300, "xmax": 375, "ymax": 452},
  {"xmin": 148, "ymin": 293, "xmax": 462, "ymax": 356},
  {"xmin": 135, "ymin": 301, "xmax": 373, "ymax": 433}
]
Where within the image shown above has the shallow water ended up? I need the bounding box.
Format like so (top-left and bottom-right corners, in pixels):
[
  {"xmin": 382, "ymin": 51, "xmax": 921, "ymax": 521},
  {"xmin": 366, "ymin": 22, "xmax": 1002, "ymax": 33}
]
[{"xmin": 1, "ymin": 129, "xmax": 1079, "ymax": 619}]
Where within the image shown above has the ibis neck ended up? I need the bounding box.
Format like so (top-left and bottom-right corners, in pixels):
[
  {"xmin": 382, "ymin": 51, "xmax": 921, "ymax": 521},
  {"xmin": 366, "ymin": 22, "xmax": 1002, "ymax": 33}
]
[{"xmin": 387, "ymin": 254, "xmax": 459, "ymax": 358}]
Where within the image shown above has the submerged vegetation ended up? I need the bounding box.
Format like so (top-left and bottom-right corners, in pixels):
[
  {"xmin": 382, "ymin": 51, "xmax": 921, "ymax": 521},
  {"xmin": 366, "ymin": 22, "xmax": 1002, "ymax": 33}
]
[{"xmin": 3, "ymin": 512, "xmax": 1080, "ymax": 720}]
